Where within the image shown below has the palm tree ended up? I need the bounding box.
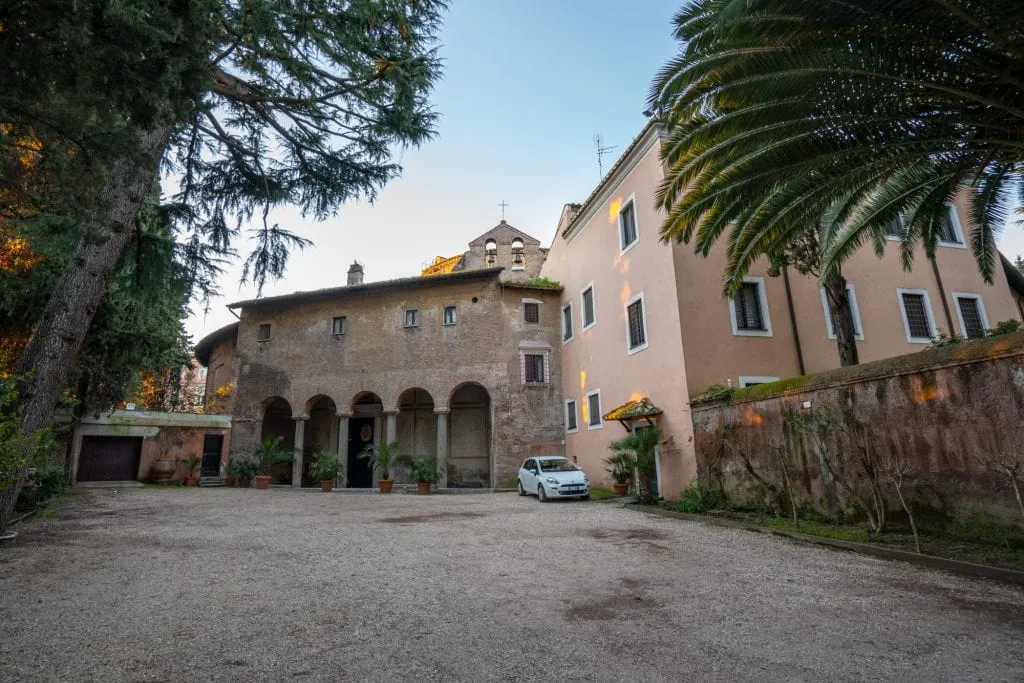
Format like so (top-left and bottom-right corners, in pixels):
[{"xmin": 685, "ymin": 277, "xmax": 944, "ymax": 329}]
[
  {"xmin": 650, "ymin": 0, "xmax": 1023, "ymax": 342},
  {"xmin": 253, "ymin": 436, "xmax": 293, "ymax": 476},
  {"xmin": 359, "ymin": 440, "xmax": 401, "ymax": 482},
  {"xmin": 610, "ymin": 427, "xmax": 663, "ymax": 504}
]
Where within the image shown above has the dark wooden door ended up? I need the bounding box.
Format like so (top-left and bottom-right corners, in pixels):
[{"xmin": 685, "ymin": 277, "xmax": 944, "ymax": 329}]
[
  {"xmin": 347, "ymin": 417, "xmax": 375, "ymax": 488},
  {"xmin": 201, "ymin": 434, "xmax": 223, "ymax": 477},
  {"xmin": 77, "ymin": 436, "xmax": 143, "ymax": 482}
]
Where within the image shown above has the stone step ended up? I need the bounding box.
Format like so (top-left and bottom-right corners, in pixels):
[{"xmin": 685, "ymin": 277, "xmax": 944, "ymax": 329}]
[{"xmin": 199, "ymin": 478, "xmax": 225, "ymax": 487}]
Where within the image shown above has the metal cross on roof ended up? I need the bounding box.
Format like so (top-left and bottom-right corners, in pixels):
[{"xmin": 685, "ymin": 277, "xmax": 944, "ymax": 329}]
[{"xmin": 498, "ymin": 200, "xmax": 509, "ymax": 221}]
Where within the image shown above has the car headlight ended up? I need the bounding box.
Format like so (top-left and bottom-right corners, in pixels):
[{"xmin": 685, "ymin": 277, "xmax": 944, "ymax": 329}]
[{"xmin": 546, "ymin": 477, "xmax": 559, "ymax": 485}]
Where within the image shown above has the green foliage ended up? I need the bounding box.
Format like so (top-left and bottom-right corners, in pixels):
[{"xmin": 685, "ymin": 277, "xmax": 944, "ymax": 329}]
[
  {"xmin": 179, "ymin": 454, "xmax": 201, "ymax": 477},
  {"xmin": 930, "ymin": 319, "xmax": 1024, "ymax": 348},
  {"xmin": 690, "ymin": 384, "xmax": 733, "ymax": 406},
  {"xmin": 16, "ymin": 465, "xmax": 71, "ymax": 511},
  {"xmin": 253, "ymin": 437, "xmax": 292, "ymax": 476},
  {"xmin": 309, "ymin": 450, "xmax": 344, "ymax": 482},
  {"xmin": 603, "ymin": 450, "xmax": 636, "ymax": 485},
  {"xmin": 0, "ymin": 379, "xmax": 51, "ymax": 492},
  {"xmin": 359, "ymin": 441, "xmax": 401, "ymax": 481},
  {"xmin": 518, "ymin": 277, "xmax": 561, "ymax": 288},
  {"xmin": 650, "ymin": 0, "xmax": 1022, "ymax": 292},
  {"xmin": 398, "ymin": 455, "xmax": 441, "ymax": 484},
  {"xmin": 675, "ymin": 482, "xmax": 723, "ymax": 514},
  {"xmin": 610, "ymin": 427, "xmax": 662, "ymax": 504}
]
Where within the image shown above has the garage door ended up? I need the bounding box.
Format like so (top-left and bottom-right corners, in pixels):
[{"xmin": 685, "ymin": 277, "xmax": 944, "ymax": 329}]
[{"xmin": 77, "ymin": 436, "xmax": 143, "ymax": 482}]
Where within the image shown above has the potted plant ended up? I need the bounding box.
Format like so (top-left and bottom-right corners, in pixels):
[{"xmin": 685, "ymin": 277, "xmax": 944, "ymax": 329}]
[
  {"xmin": 359, "ymin": 441, "xmax": 400, "ymax": 493},
  {"xmin": 604, "ymin": 450, "xmax": 636, "ymax": 496},
  {"xmin": 179, "ymin": 454, "xmax": 202, "ymax": 487},
  {"xmin": 610, "ymin": 426, "xmax": 662, "ymax": 504},
  {"xmin": 237, "ymin": 458, "xmax": 259, "ymax": 488},
  {"xmin": 399, "ymin": 455, "xmax": 441, "ymax": 494},
  {"xmin": 253, "ymin": 437, "xmax": 293, "ymax": 490},
  {"xmin": 309, "ymin": 450, "xmax": 345, "ymax": 492},
  {"xmin": 225, "ymin": 457, "xmax": 241, "ymax": 487}
]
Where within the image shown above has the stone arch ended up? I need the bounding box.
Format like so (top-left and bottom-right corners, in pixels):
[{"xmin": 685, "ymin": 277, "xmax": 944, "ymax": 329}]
[
  {"xmin": 302, "ymin": 395, "xmax": 337, "ymax": 487},
  {"xmin": 261, "ymin": 396, "xmax": 295, "ymax": 485},
  {"xmin": 447, "ymin": 383, "xmax": 492, "ymax": 488},
  {"xmin": 345, "ymin": 391, "xmax": 384, "ymax": 489},
  {"xmin": 396, "ymin": 389, "xmax": 437, "ymax": 482}
]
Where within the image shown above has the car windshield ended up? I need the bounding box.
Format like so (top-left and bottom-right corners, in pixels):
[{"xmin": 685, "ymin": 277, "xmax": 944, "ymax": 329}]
[{"xmin": 539, "ymin": 459, "xmax": 577, "ymax": 472}]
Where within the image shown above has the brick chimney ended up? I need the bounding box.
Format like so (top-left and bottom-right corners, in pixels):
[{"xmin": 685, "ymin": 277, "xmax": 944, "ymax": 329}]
[{"xmin": 347, "ymin": 261, "xmax": 364, "ymax": 286}]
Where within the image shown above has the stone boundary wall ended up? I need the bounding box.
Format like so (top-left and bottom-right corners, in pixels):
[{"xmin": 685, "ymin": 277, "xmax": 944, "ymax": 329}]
[{"xmin": 691, "ymin": 332, "xmax": 1024, "ymax": 525}]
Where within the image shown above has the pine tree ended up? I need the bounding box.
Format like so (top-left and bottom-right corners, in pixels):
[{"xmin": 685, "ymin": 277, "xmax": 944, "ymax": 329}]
[{"xmin": 0, "ymin": 0, "xmax": 447, "ymax": 532}]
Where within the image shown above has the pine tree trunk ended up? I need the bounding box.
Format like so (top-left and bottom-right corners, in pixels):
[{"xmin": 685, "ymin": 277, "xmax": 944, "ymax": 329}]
[
  {"xmin": 0, "ymin": 125, "xmax": 171, "ymax": 534},
  {"xmin": 823, "ymin": 271, "xmax": 860, "ymax": 367}
]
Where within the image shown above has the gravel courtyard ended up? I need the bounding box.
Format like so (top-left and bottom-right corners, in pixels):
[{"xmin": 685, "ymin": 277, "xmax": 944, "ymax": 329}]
[{"xmin": 2, "ymin": 489, "xmax": 1023, "ymax": 682}]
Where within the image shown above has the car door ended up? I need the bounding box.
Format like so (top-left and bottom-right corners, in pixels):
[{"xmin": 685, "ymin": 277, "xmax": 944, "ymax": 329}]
[{"xmin": 520, "ymin": 459, "xmax": 536, "ymax": 492}]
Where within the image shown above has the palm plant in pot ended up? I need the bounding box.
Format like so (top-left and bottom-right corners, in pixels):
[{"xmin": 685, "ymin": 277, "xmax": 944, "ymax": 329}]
[
  {"xmin": 253, "ymin": 437, "xmax": 293, "ymax": 489},
  {"xmin": 309, "ymin": 450, "xmax": 345, "ymax": 492},
  {"xmin": 179, "ymin": 454, "xmax": 202, "ymax": 487},
  {"xmin": 609, "ymin": 426, "xmax": 662, "ymax": 504},
  {"xmin": 603, "ymin": 450, "xmax": 636, "ymax": 496},
  {"xmin": 359, "ymin": 440, "xmax": 400, "ymax": 493},
  {"xmin": 399, "ymin": 455, "xmax": 441, "ymax": 494}
]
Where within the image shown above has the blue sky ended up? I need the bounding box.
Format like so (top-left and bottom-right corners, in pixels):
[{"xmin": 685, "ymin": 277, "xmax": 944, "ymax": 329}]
[{"xmin": 186, "ymin": 0, "xmax": 1024, "ymax": 342}]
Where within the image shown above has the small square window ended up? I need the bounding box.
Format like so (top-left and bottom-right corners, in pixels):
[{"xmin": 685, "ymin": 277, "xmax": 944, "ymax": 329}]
[
  {"xmin": 443, "ymin": 305, "xmax": 457, "ymax": 326},
  {"xmin": 565, "ymin": 399, "xmax": 578, "ymax": 432},
  {"xmin": 404, "ymin": 309, "xmax": 419, "ymax": 328},
  {"xmin": 257, "ymin": 323, "xmax": 272, "ymax": 342},
  {"xmin": 332, "ymin": 316, "xmax": 346, "ymax": 335},
  {"xmin": 524, "ymin": 302, "xmax": 540, "ymax": 324},
  {"xmin": 524, "ymin": 353, "xmax": 546, "ymax": 383}
]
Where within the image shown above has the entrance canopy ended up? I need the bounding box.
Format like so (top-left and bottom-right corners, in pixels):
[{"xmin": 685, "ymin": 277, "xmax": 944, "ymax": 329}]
[{"xmin": 602, "ymin": 397, "xmax": 663, "ymax": 432}]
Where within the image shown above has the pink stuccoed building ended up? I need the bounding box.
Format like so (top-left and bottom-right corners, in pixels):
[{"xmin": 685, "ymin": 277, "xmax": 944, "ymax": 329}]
[{"xmin": 540, "ymin": 121, "xmax": 1023, "ymax": 499}]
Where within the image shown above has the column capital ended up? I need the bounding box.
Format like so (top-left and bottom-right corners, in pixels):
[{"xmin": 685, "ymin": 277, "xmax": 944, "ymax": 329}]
[
  {"xmin": 292, "ymin": 413, "xmax": 309, "ymax": 421},
  {"xmin": 434, "ymin": 407, "xmax": 450, "ymax": 415},
  {"xmin": 383, "ymin": 409, "xmax": 399, "ymax": 416},
  {"xmin": 336, "ymin": 411, "xmax": 352, "ymax": 419}
]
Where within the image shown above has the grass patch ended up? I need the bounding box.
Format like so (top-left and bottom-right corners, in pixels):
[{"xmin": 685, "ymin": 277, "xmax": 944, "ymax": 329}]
[{"xmin": 587, "ymin": 487, "xmax": 619, "ymax": 502}]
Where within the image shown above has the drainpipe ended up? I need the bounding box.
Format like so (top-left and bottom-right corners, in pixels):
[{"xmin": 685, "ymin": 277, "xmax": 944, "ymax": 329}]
[
  {"xmin": 782, "ymin": 265, "xmax": 806, "ymax": 375},
  {"xmin": 929, "ymin": 255, "xmax": 956, "ymax": 335}
]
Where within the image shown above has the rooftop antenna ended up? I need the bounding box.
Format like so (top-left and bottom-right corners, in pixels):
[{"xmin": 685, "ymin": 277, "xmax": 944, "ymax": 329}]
[{"xmin": 594, "ymin": 134, "xmax": 618, "ymax": 179}]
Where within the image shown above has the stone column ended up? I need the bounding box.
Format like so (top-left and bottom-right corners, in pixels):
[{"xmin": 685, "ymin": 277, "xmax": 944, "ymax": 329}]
[
  {"xmin": 435, "ymin": 408, "xmax": 449, "ymax": 489},
  {"xmin": 336, "ymin": 412, "xmax": 350, "ymax": 486},
  {"xmin": 384, "ymin": 410, "xmax": 398, "ymax": 445},
  {"xmin": 292, "ymin": 415, "xmax": 307, "ymax": 488}
]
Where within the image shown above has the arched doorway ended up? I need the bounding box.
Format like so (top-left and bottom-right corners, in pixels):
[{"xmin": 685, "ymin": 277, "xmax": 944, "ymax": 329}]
[
  {"xmin": 448, "ymin": 383, "xmax": 491, "ymax": 488},
  {"xmin": 397, "ymin": 389, "xmax": 436, "ymax": 483},
  {"xmin": 304, "ymin": 395, "xmax": 337, "ymax": 487},
  {"xmin": 261, "ymin": 397, "xmax": 294, "ymax": 485},
  {"xmin": 347, "ymin": 392, "xmax": 382, "ymax": 488}
]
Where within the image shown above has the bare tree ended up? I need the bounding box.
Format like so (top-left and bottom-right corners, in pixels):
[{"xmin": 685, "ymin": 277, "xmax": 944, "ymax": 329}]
[
  {"xmin": 979, "ymin": 443, "xmax": 1024, "ymax": 520},
  {"xmin": 879, "ymin": 450, "xmax": 920, "ymax": 553}
]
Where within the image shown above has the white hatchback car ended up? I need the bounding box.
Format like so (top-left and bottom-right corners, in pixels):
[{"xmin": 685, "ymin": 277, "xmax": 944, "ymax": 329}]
[{"xmin": 517, "ymin": 456, "xmax": 590, "ymax": 501}]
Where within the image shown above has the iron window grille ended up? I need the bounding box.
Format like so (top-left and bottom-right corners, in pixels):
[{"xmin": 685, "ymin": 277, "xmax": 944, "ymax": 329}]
[
  {"xmin": 524, "ymin": 354, "xmax": 546, "ymax": 383},
  {"xmin": 956, "ymin": 297, "xmax": 985, "ymax": 339},
  {"xmin": 901, "ymin": 293, "xmax": 932, "ymax": 339},
  {"xmin": 733, "ymin": 283, "xmax": 765, "ymax": 331},
  {"xmin": 627, "ymin": 298, "xmax": 646, "ymax": 350},
  {"xmin": 524, "ymin": 302, "xmax": 540, "ymax": 324}
]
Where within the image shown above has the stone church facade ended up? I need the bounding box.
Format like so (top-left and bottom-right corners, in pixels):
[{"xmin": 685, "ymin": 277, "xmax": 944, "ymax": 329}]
[{"xmin": 196, "ymin": 222, "xmax": 565, "ymax": 489}]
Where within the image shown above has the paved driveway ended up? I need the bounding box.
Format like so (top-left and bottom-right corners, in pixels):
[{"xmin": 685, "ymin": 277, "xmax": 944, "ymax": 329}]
[{"xmin": 1, "ymin": 488, "xmax": 1023, "ymax": 682}]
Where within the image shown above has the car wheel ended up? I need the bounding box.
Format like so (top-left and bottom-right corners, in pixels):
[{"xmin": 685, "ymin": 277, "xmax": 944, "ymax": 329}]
[
  {"xmin": 517, "ymin": 480, "xmax": 526, "ymax": 496},
  {"xmin": 537, "ymin": 484, "xmax": 548, "ymax": 502},
  {"xmin": 580, "ymin": 493, "xmax": 590, "ymax": 501}
]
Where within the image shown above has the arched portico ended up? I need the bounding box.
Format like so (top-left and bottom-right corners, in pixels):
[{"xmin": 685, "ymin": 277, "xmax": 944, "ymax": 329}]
[
  {"xmin": 396, "ymin": 388, "xmax": 436, "ymax": 483},
  {"xmin": 447, "ymin": 383, "xmax": 491, "ymax": 488},
  {"xmin": 261, "ymin": 397, "xmax": 295, "ymax": 485},
  {"xmin": 345, "ymin": 391, "xmax": 383, "ymax": 488},
  {"xmin": 302, "ymin": 395, "xmax": 337, "ymax": 487}
]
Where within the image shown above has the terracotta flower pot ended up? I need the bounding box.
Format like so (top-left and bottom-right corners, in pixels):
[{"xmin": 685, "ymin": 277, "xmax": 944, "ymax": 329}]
[
  {"xmin": 417, "ymin": 482, "xmax": 431, "ymax": 494},
  {"xmin": 254, "ymin": 475, "xmax": 272, "ymax": 490},
  {"xmin": 320, "ymin": 480, "xmax": 333, "ymax": 493},
  {"xmin": 184, "ymin": 475, "xmax": 197, "ymax": 487},
  {"xmin": 239, "ymin": 476, "xmax": 252, "ymax": 489},
  {"xmin": 226, "ymin": 476, "xmax": 237, "ymax": 487},
  {"xmin": 613, "ymin": 483, "xmax": 629, "ymax": 496},
  {"xmin": 378, "ymin": 479, "xmax": 394, "ymax": 493}
]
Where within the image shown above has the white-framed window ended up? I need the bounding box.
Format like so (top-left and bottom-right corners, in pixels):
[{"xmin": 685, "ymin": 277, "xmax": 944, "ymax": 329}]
[
  {"xmin": 619, "ymin": 195, "xmax": 638, "ymax": 252},
  {"xmin": 884, "ymin": 215, "xmax": 906, "ymax": 240},
  {"xmin": 561, "ymin": 302, "xmax": 574, "ymax": 343},
  {"xmin": 332, "ymin": 316, "xmax": 347, "ymax": 335},
  {"xmin": 523, "ymin": 300, "xmax": 540, "ymax": 324},
  {"xmin": 581, "ymin": 282, "xmax": 596, "ymax": 330},
  {"xmin": 520, "ymin": 349, "xmax": 550, "ymax": 385},
  {"xmin": 585, "ymin": 389, "xmax": 602, "ymax": 429},
  {"xmin": 511, "ymin": 237, "xmax": 525, "ymax": 270},
  {"xmin": 257, "ymin": 323, "xmax": 272, "ymax": 342},
  {"xmin": 625, "ymin": 291, "xmax": 648, "ymax": 354},
  {"xmin": 739, "ymin": 376, "xmax": 779, "ymax": 388},
  {"xmin": 819, "ymin": 284, "xmax": 864, "ymax": 341},
  {"xmin": 897, "ymin": 288, "xmax": 937, "ymax": 343},
  {"xmin": 404, "ymin": 309, "xmax": 420, "ymax": 328},
  {"xmin": 952, "ymin": 292, "xmax": 989, "ymax": 339},
  {"xmin": 729, "ymin": 277, "xmax": 772, "ymax": 337},
  {"xmin": 565, "ymin": 399, "xmax": 578, "ymax": 433},
  {"xmin": 443, "ymin": 305, "xmax": 457, "ymax": 326},
  {"xmin": 939, "ymin": 204, "xmax": 966, "ymax": 247}
]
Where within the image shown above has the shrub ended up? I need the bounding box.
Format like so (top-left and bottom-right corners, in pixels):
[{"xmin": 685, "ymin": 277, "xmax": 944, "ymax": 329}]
[
  {"xmin": 675, "ymin": 482, "xmax": 722, "ymax": 514},
  {"xmin": 16, "ymin": 465, "xmax": 70, "ymax": 511}
]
